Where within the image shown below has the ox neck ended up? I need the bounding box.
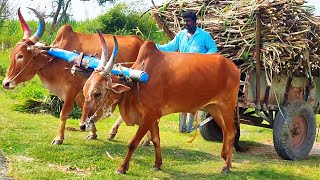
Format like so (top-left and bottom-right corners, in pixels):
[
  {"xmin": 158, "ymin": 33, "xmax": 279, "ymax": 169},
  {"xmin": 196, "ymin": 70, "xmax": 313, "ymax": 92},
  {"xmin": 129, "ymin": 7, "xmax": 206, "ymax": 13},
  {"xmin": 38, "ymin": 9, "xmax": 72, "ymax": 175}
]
[{"xmin": 36, "ymin": 54, "xmax": 55, "ymax": 71}]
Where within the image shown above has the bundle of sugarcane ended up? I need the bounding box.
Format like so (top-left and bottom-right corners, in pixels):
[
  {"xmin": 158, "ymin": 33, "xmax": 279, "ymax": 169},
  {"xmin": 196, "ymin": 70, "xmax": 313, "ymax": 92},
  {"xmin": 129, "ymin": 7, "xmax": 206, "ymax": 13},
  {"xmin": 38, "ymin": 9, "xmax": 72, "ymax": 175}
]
[{"xmin": 151, "ymin": 0, "xmax": 320, "ymax": 75}]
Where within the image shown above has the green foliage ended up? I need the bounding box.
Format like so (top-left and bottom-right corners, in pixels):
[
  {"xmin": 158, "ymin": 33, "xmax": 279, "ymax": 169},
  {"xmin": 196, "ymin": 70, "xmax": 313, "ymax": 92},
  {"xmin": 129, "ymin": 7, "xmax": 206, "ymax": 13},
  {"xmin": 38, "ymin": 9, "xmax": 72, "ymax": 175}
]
[
  {"xmin": 0, "ymin": 20, "xmax": 22, "ymax": 49},
  {"xmin": 0, "ymin": 20, "xmax": 55, "ymax": 48},
  {"xmin": 96, "ymin": 3, "xmax": 168, "ymax": 43},
  {"xmin": 40, "ymin": 94, "xmax": 82, "ymax": 119},
  {"xmin": 0, "ymin": 64, "xmax": 6, "ymax": 77},
  {"xmin": 12, "ymin": 98, "xmax": 43, "ymax": 113},
  {"xmin": 16, "ymin": 79, "xmax": 49, "ymax": 100},
  {"xmin": 13, "ymin": 94, "xmax": 81, "ymax": 119},
  {"xmin": 71, "ymin": 19, "xmax": 99, "ymax": 34}
]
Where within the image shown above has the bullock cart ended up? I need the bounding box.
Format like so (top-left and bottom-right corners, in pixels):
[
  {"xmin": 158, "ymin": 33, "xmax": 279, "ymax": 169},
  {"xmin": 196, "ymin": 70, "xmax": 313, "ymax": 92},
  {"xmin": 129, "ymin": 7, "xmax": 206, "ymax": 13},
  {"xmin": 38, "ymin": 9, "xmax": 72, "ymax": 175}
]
[
  {"xmin": 151, "ymin": 0, "xmax": 320, "ymax": 160},
  {"xmin": 198, "ymin": 12, "xmax": 318, "ymax": 161}
]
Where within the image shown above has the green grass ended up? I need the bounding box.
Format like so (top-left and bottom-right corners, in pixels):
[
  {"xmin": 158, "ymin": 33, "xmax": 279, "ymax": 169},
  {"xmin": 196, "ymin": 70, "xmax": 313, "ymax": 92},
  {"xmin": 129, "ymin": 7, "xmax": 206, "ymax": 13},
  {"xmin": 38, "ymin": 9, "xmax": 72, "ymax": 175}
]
[{"xmin": 0, "ymin": 88, "xmax": 320, "ymax": 179}]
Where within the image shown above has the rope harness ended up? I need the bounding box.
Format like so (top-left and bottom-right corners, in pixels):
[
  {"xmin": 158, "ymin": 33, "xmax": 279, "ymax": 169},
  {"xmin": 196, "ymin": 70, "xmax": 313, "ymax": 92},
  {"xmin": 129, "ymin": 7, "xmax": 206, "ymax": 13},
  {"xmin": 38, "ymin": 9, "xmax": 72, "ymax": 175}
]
[
  {"xmin": 83, "ymin": 60, "xmax": 143, "ymax": 128},
  {"xmin": 85, "ymin": 74, "xmax": 112, "ymax": 128}
]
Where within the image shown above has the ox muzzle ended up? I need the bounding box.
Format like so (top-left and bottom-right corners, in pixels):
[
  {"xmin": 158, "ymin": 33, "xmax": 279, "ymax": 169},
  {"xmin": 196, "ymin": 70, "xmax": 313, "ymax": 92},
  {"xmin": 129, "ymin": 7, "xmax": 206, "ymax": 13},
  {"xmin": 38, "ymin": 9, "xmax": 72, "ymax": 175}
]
[
  {"xmin": 79, "ymin": 114, "xmax": 97, "ymax": 131},
  {"xmin": 2, "ymin": 78, "xmax": 16, "ymax": 89}
]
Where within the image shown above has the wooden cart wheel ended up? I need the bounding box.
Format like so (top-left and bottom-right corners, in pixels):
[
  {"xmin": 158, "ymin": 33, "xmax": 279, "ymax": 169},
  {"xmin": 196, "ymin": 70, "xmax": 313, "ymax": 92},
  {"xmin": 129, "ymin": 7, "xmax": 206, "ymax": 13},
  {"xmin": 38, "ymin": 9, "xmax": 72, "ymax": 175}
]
[
  {"xmin": 273, "ymin": 101, "xmax": 316, "ymax": 160},
  {"xmin": 198, "ymin": 111, "xmax": 223, "ymax": 142}
]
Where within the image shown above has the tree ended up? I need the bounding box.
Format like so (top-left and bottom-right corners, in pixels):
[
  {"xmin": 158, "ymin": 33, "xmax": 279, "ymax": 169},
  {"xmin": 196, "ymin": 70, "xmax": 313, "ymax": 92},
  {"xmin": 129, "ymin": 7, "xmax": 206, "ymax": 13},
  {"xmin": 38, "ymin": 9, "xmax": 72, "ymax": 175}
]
[
  {"xmin": 50, "ymin": 0, "xmax": 72, "ymax": 30},
  {"xmin": 50, "ymin": 0, "xmax": 115, "ymax": 31},
  {"xmin": 0, "ymin": 0, "xmax": 12, "ymax": 27}
]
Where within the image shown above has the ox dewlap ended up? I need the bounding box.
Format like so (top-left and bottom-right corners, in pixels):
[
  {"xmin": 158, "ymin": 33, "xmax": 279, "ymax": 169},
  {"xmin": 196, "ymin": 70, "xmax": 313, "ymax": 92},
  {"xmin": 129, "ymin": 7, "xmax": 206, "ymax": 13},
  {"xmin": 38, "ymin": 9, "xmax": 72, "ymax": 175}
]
[{"xmin": 47, "ymin": 48, "xmax": 148, "ymax": 82}]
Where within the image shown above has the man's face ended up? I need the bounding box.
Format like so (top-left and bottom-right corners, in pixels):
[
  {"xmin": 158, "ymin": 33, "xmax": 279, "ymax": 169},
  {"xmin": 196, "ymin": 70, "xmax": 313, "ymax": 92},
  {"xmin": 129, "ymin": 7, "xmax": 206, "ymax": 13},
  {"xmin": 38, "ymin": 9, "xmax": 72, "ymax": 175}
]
[{"xmin": 183, "ymin": 17, "xmax": 196, "ymax": 31}]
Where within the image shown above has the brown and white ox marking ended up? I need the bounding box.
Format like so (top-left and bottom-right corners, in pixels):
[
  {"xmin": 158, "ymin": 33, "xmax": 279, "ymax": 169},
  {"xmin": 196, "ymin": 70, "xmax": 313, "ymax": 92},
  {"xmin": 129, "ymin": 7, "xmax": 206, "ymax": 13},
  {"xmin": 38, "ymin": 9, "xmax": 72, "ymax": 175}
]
[
  {"xmin": 2, "ymin": 8, "xmax": 143, "ymax": 145},
  {"xmin": 80, "ymin": 39, "xmax": 240, "ymax": 173}
]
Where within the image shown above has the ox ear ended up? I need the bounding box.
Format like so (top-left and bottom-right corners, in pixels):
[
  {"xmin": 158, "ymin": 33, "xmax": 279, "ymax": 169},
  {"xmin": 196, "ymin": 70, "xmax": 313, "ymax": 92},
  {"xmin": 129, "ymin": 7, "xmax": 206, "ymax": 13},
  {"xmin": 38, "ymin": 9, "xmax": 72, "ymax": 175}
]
[{"xmin": 110, "ymin": 83, "xmax": 131, "ymax": 94}]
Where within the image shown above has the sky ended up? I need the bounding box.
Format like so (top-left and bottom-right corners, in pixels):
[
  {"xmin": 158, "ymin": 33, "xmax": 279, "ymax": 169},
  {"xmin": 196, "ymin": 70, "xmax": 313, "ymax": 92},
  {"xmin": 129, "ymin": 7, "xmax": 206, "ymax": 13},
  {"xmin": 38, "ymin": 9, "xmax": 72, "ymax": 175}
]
[
  {"xmin": 8, "ymin": 0, "xmax": 320, "ymax": 21},
  {"xmin": 9, "ymin": 0, "xmax": 168, "ymax": 21}
]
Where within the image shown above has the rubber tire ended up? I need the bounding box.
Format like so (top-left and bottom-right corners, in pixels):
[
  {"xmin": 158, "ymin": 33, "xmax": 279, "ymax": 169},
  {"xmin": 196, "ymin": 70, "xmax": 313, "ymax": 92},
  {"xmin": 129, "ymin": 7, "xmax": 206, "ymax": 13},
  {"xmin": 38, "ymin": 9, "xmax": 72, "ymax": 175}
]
[
  {"xmin": 273, "ymin": 101, "xmax": 316, "ymax": 160},
  {"xmin": 198, "ymin": 111, "xmax": 223, "ymax": 142}
]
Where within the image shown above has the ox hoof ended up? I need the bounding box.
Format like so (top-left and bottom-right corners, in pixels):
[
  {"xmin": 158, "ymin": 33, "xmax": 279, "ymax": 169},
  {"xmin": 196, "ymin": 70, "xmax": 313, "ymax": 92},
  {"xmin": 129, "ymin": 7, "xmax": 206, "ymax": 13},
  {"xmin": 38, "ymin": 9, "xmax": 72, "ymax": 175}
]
[
  {"xmin": 152, "ymin": 166, "xmax": 161, "ymax": 171},
  {"xmin": 51, "ymin": 139, "xmax": 63, "ymax": 145},
  {"xmin": 141, "ymin": 140, "xmax": 150, "ymax": 147},
  {"xmin": 221, "ymin": 167, "xmax": 231, "ymax": 174},
  {"xmin": 115, "ymin": 169, "xmax": 126, "ymax": 175},
  {"xmin": 235, "ymin": 145, "xmax": 249, "ymax": 152},
  {"xmin": 107, "ymin": 133, "xmax": 116, "ymax": 141},
  {"xmin": 86, "ymin": 134, "xmax": 97, "ymax": 140}
]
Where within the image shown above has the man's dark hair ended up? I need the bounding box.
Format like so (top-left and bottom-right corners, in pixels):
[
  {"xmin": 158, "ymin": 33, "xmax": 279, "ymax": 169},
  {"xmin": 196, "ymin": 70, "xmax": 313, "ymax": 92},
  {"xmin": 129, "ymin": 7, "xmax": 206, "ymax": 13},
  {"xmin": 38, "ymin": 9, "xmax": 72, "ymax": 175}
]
[{"xmin": 181, "ymin": 11, "xmax": 197, "ymax": 22}]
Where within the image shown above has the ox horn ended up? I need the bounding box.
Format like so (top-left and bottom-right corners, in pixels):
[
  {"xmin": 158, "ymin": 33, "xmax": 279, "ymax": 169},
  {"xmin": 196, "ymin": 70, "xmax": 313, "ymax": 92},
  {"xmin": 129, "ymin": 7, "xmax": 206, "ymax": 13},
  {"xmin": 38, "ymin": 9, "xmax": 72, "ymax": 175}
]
[
  {"xmin": 103, "ymin": 36, "xmax": 118, "ymax": 73},
  {"xmin": 18, "ymin": 7, "xmax": 31, "ymax": 39},
  {"xmin": 27, "ymin": 7, "xmax": 45, "ymax": 43},
  {"xmin": 96, "ymin": 29, "xmax": 108, "ymax": 71}
]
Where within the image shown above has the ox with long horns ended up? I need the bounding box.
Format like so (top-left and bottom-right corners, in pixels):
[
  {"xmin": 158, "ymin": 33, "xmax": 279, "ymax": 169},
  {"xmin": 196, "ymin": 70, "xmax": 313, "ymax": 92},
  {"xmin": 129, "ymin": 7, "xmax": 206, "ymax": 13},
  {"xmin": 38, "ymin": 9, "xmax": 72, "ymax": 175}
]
[
  {"xmin": 80, "ymin": 38, "xmax": 241, "ymax": 173},
  {"xmin": 2, "ymin": 8, "xmax": 144, "ymax": 145}
]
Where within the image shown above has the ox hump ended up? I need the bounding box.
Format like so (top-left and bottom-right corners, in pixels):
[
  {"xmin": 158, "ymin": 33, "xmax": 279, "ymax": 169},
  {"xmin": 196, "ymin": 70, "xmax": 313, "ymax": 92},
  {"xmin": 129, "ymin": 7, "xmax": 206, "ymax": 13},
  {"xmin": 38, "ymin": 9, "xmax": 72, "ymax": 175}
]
[
  {"xmin": 58, "ymin": 25, "xmax": 74, "ymax": 34},
  {"xmin": 139, "ymin": 41, "xmax": 158, "ymax": 55}
]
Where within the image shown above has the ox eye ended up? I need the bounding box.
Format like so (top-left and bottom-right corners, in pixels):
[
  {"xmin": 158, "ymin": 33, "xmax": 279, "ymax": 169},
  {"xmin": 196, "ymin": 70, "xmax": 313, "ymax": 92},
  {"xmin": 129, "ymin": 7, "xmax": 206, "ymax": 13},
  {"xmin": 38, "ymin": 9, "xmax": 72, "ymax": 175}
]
[
  {"xmin": 93, "ymin": 92, "xmax": 102, "ymax": 99},
  {"xmin": 16, "ymin": 54, "xmax": 23, "ymax": 60}
]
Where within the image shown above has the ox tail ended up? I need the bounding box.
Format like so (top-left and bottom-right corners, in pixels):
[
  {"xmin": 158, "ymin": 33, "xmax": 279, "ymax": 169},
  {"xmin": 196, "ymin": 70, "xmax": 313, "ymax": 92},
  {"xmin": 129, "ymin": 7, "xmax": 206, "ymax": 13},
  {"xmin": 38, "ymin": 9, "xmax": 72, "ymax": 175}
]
[{"xmin": 187, "ymin": 111, "xmax": 199, "ymax": 143}]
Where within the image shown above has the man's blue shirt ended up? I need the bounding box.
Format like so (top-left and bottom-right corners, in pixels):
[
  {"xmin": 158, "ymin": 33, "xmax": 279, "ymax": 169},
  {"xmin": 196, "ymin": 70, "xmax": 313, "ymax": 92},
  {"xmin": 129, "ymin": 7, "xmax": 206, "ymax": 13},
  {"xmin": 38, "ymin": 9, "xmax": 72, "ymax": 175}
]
[{"xmin": 156, "ymin": 27, "xmax": 218, "ymax": 54}]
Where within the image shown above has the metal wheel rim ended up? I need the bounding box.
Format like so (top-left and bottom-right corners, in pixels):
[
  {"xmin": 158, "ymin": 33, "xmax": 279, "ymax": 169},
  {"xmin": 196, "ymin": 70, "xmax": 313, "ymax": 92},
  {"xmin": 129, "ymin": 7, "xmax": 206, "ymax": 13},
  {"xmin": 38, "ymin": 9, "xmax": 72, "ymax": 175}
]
[{"xmin": 289, "ymin": 115, "xmax": 307, "ymax": 149}]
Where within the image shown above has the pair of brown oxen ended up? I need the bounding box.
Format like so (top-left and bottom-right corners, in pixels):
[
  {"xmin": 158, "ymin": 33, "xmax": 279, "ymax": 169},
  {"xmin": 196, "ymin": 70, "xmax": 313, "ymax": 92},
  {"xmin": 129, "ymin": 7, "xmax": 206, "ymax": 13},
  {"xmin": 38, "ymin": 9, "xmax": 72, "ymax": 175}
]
[{"xmin": 3, "ymin": 8, "xmax": 240, "ymax": 174}]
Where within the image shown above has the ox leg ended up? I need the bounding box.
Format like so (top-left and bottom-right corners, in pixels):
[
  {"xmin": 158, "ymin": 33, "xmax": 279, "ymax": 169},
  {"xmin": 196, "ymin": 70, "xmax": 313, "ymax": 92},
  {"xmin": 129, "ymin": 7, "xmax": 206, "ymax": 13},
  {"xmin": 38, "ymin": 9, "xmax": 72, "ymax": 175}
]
[
  {"xmin": 76, "ymin": 94, "xmax": 98, "ymax": 140},
  {"xmin": 149, "ymin": 121, "xmax": 162, "ymax": 170},
  {"xmin": 116, "ymin": 123, "xmax": 151, "ymax": 174},
  {"xmin": 51, "ymin": 97, "xmax": 76, "ymax": 145},
  {"xmin": 108, "ymin": 116, "xmax": 123, "ymax": 140},
  {"xmin": 142, "ymin": 120, "xmax": 160, "ymax": 147},
  {"xmin": 206, "ymin": 104, "xmax": 236, "ymax": 173},
  {"xmin": 141, "ymin": 131, "xmax": 152, "ymax": 147},
  {"xmin": 87, "ymin": 127, "xmax": 98, "ymax": 140}
]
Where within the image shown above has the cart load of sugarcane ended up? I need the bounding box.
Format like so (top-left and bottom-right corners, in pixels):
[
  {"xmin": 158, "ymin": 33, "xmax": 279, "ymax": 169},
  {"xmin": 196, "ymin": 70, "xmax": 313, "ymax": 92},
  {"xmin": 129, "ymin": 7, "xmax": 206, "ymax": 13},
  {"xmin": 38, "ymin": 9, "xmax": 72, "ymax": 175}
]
[{"xmin": 151, "ymin": 0, "xmax": 320, "ymax": 77}]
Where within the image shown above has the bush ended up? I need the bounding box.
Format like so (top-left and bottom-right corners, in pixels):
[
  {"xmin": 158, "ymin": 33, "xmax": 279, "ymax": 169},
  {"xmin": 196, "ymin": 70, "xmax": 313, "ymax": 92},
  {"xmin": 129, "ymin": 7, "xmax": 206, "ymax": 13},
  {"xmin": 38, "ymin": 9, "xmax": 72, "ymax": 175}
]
[
  {"xmin": 41, "ymin": 94, "xmax": 82, "ymax": 118},
  {"xmin": 71, "ymin": 19, "xmax": 98, "ymax": 34},
  {"xmin": 0, "ymin": 64, "xmax": 6, "ymax": 77},
  {"xmin": 16, "ymin": 79, "xmax": 49, "ymax": 100},
  {"xmin": 96, "ymin": 3, "xmax": 169, "ymax": 42},
  {"xmin": 13, "ymin": 94, "xmax": 82, "ymax": 119}
]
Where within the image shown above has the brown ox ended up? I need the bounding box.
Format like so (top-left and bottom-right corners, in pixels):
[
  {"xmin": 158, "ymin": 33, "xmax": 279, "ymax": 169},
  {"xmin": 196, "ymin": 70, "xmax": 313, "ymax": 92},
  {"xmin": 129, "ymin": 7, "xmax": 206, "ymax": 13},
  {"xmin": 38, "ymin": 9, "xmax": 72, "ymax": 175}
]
[
  {"xmin": 80, "ymin": 38, "xmax": 240, "ymax": 173},
  {"xmin": 2, "ymin": 8, "xmax": 143, "ymax": 145}
]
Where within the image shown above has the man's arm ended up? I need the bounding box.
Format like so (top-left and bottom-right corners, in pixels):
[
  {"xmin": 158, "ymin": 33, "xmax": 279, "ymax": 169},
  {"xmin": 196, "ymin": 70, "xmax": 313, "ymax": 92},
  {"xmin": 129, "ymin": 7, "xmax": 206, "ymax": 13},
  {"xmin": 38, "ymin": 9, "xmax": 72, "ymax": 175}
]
[
  {"xmin": 156, "ymin": 33, "xmax": 180, "ymax": 52},
  {"xmin": 205, "ymin": 33, "xmax": 218, "ymax": 54}
]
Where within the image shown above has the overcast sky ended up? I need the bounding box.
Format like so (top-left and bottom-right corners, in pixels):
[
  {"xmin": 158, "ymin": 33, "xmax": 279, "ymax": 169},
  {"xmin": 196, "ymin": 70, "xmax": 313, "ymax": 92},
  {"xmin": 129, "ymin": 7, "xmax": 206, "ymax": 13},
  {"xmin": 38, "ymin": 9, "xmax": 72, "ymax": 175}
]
[{"xmin": 9, "ymin": 0, "xmax": 320, "ymax": 21}]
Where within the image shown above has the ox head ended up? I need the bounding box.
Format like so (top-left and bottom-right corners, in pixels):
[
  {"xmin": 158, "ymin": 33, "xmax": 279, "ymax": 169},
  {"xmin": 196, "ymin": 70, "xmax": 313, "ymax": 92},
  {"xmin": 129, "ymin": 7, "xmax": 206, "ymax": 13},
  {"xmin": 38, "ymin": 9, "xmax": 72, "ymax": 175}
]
[
  {"xmin": 79, "ymin": 30, "xmax": 131, "ymax": 131},
  {"xmin": 2, "ymin": 7, "xmax": 45, "ymax": 89}
]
